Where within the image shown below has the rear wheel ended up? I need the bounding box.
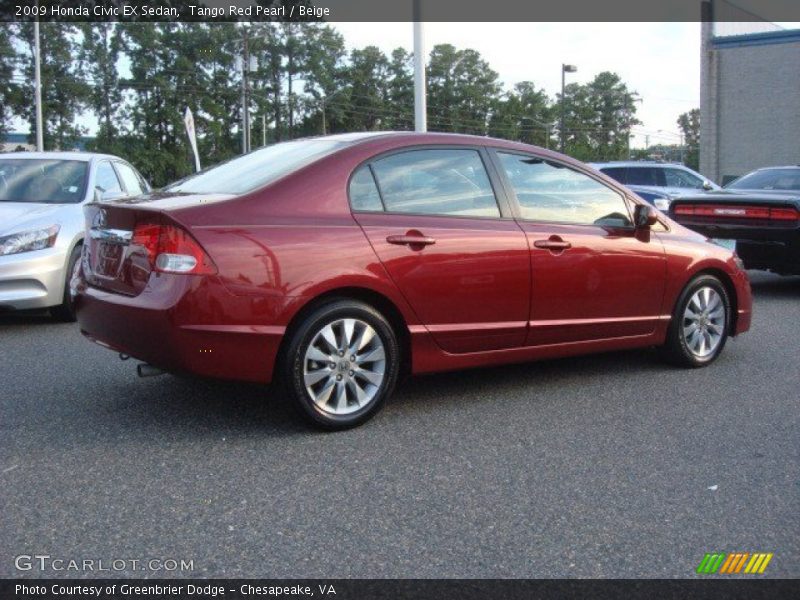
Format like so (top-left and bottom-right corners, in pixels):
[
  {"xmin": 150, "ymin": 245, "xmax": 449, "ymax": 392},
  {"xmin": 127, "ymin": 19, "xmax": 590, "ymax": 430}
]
[
  {"xmin": 661, "ymin": 274, "xmax": 731, "ymax": 367},
  {"xmin": 51, "ymin": 245, "xmax": 82, "ymax": 322},
  {"xmin": 283, "ymin": 300, "xmax": 400, "ymax": 429}
]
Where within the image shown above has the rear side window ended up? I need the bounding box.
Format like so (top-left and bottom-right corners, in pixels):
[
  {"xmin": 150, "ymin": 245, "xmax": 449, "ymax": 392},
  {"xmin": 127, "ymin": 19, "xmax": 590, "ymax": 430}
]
[
  {"xmin": 95, "ymin": 161, "xmax": 122, "ymax": 193},
  {"xmin": 349, "ymin": 165, "xmax": 383, "ymax": 211},
  {"xmin": 497, "ymin": 152, "xmax": 632, "ymax": 227},
  {"xmin": 599, "ymin": 167, "xmax": 628, "ymax": 184},
  {"xmin": 626, "ymin": 167, "xmax": 665, "ymax": 186},
  {"xmin": 369, "ymin": 149, "xmax": 500, "ymax": 218},
  {"xmin": 115, "ymin": 162, "xmax": 145, "ymax": 196}
]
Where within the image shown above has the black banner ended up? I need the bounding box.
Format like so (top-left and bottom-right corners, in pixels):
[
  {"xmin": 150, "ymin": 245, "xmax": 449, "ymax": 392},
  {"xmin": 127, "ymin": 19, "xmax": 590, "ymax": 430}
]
[
  {"xmin": 3, "ymin": 579, "xmax": 800, "ymax": 600},
  {"xmin": 3, "ymin": 0, "xmax": 800, "ymax": 23}
]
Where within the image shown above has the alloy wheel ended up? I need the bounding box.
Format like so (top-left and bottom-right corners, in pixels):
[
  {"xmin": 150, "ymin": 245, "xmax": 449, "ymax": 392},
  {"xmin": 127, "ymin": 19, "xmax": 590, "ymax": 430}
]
[
  {"xmin": 303, "ymin": 318, "xmax": 386, "ymax": 415},
  {"xmin": 682, "ymin": 287, "xmax": 726, "ymax": 358}
]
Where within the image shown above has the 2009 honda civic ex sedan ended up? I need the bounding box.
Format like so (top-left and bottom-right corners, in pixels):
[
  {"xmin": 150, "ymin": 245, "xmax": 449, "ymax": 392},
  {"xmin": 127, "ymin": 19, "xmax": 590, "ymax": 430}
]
[{"xmin": 74, "ymin": 132, "xmax": 752, "ymax": 429}]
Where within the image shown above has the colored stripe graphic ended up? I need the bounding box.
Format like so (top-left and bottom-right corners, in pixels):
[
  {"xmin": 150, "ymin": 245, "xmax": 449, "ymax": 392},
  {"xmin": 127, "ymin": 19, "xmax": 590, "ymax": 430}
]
[
  {"xmin": 696, "ymin": 553, "xmax": 726, "ymax": 574},
  {"xmin": 744, "ymin": 553, "xmax": 774, "ymax": 574},
  {"xmin": 698, "ymin": 552, "xmax": 774, "ymax": 574}
]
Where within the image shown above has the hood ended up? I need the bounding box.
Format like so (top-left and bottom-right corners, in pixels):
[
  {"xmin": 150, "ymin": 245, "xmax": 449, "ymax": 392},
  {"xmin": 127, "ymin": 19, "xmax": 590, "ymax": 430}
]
[{"xmin": 0, "ymin": 202, "xmax": 81, "ymax": 236}]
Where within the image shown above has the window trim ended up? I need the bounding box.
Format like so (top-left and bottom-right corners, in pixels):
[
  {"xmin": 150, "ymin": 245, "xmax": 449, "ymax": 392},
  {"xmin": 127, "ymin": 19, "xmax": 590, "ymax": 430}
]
[
  {"xmin": 347, "ymin": 144, "xmax": 515, "ymax": 221},
  {"xmin": 487, "ymin": 148, "xmax": 636, "ymax": 229}
]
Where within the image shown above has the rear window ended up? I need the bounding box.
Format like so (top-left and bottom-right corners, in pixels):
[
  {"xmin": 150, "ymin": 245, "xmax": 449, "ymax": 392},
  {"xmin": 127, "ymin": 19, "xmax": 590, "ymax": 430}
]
[
  {"xmin": 165, "ymin": 139, "xmax": 346, "ymax": 195},
  {"xmin": 726, "ymin": 168, "xmax": 800, "ymax": 191}
]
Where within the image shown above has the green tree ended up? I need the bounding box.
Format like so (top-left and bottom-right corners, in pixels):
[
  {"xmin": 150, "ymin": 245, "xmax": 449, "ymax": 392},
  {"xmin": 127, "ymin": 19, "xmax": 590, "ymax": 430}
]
[
  {"xmin": 677, "ymin": 108, "xmax": 700, "ymax": 170},
  {"xmin": 427, "ymin": 44, "xmax": 502, "ymax": 135},
  {"xmin": 489, "ymin": 81, "xmax": 553, "ymax": 147},
  {"xmin": 79, "ymin": 23, "xmax": 123, "ymax": 153},
  {"xmin": 0, "ymin": 24, "xmax": 19, "ymax": 140},
  {"xmin": 560, "ymin": 71, "xmax": 640, "ymax": 160},
  {"xmin": 14, "ymin": 22, "xmax": 89, "ymax": 150},
  {"xmin": 344, "ymin": 46, "xmax": 391, "ymax": 131}
]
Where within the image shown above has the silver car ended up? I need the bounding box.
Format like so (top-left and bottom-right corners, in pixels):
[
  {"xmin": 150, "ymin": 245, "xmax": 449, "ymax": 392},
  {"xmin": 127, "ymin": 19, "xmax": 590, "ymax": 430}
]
[{"xmin": 0, "ymin": 152, "xmax": 150, "ymax": 320}]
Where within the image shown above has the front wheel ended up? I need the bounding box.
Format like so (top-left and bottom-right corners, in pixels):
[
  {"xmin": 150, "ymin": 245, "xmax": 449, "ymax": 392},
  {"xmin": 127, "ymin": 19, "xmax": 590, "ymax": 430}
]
[
  {"xmin": 51, "ymin": 245, "xmax": 82, "ymax": 322},
  {"xmin": 283, "ymin": 300, "xmax": 400, "ymax": 430},
  {"xmin": 661, "ymin": 274, "xmax": 731, "ymax": 367}
]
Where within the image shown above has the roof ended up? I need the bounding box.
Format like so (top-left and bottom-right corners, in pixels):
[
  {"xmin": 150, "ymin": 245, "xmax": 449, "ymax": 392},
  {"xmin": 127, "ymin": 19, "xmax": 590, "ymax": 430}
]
[
  {"xmin": 0, "ymin": 151, "xmax": 119, "ymax": 161},
  {"xmin": 589, "ymin": 161, "xmax": 687, "ymax": 168},
  {"xmin": 712, "ymin": 28, "xmax": 800, "ymax": 49}
]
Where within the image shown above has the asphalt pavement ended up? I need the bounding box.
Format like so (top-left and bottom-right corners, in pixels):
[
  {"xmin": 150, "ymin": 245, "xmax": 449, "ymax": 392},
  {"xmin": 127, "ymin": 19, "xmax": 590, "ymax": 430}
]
[{"xmin": 1, "ymin": 271, "xmax": 798, "ymax": 578}]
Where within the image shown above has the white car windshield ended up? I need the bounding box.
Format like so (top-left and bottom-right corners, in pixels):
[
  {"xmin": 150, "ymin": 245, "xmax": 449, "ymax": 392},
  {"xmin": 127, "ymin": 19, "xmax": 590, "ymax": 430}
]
[{"xmin": 0, "ymin": 159, "xmax": 88, "ymax": 204}]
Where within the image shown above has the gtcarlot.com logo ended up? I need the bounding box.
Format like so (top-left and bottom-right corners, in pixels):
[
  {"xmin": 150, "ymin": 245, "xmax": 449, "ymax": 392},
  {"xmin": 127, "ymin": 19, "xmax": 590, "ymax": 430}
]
[
  {"xmin": 14, "ymin": 554, "xmax": 194, "ymax": 573},
  {"xmin": 696, "ymin": 552, "xmax": 773, "ymax": 575}
]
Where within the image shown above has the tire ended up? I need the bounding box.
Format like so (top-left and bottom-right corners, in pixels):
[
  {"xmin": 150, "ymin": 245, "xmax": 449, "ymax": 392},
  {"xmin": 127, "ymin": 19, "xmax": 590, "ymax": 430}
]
[
  {"xmin": 661, "ymin": 274, "xmax": 731, "ymax": 368},
  {"xmin": 51, "ymin": 245, "xmax": 82, "ymax": 323},
  {"xmin": 283, "ymin": 299, "xmax": 400, "ymax": 430}
]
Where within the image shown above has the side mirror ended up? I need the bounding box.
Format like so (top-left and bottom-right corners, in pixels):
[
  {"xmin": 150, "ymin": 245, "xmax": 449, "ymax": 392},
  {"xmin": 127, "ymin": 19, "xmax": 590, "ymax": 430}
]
[
  {"xmin": 702, "ymin": 180, "xmax": 714, "ymax": 191},
  {"xmin": 634, "ymin": 204, "xmax": 659, "ymax": 228},
  {"xmin": 94, "ymin": 187, "xmax": 126, "ymax": 203}
]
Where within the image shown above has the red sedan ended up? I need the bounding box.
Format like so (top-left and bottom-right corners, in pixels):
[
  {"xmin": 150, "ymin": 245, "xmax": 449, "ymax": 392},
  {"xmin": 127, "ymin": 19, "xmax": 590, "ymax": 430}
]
[{"xmin": 75, "ymin": 132, "xmax": 752, "ymax": 429}]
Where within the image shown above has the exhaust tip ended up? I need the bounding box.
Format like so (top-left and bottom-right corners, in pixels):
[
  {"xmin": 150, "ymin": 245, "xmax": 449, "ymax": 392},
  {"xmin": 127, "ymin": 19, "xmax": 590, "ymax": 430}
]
[
  {"xmin": 136, "ymin": 363, "xmax": 165, "ymax": 378},
  {"xmin": 119, "ymin": 353, "xmax": 130, "ymax": 361}
]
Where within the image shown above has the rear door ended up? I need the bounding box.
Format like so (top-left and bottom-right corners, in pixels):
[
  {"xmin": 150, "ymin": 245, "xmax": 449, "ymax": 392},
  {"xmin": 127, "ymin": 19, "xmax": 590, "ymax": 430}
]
[
  {"xmin": 490, "ymin": 150, "xmax": 667, "ymax": 346},
  {"xmin": 351, "ymin": 147, "xmax": 531, "ymax": 353}
]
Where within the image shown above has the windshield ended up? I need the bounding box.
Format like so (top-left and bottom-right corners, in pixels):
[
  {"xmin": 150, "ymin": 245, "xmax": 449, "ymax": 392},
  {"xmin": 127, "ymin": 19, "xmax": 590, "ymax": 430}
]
[
  {"xmin": 0, "ymin": 159, "xmax": 88, "ymax": 204},
  {"xmin": 165, "ymin": 139, "xmax": 347, "ymax": 195},
  {"xmin": 726, "ymin": 168, "xmax": 800, "ymax": 191}
]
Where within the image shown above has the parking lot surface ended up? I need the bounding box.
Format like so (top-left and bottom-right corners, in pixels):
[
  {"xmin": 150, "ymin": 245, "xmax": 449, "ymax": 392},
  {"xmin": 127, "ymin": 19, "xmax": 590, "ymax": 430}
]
[{"xmin": 1, "ymin": 272, "xmax": 798, "ymax": 578}]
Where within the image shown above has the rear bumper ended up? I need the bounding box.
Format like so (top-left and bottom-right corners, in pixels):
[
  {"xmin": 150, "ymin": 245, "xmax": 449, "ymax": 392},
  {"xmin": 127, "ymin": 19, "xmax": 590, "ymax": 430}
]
[
  {"xmin": 75, "ymin": 275, "xmax": 286, "ymax": 383},
  {"xmin": 671, "ymin": 218, "xmax": 800, "ymax": 274},
  {"xmin": 0, "ymin": 248, "xmax": 68, "ymax": 311}
]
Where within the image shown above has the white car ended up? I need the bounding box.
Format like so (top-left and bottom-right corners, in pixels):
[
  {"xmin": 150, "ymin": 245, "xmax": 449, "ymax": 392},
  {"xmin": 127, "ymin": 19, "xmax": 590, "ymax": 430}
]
[{"xmin": 0, "ymin": 152, "xmax": 150, "ymax": 320}]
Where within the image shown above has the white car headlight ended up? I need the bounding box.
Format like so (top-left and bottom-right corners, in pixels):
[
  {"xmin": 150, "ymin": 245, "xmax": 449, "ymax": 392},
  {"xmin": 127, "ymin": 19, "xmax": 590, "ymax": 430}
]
[
  {"xmin": 653, "ymin": 198, "xmax": 671, "ymax": 212},
  {"xmin": 0, "ymin": 225, "xmax": 60, "ymax": 256}
]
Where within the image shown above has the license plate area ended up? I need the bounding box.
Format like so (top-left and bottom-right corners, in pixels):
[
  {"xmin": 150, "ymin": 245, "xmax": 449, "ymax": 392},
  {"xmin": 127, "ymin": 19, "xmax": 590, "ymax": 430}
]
[{"xmin": 95, "ymin": 241, "xmax": 124, "ymax": 278}]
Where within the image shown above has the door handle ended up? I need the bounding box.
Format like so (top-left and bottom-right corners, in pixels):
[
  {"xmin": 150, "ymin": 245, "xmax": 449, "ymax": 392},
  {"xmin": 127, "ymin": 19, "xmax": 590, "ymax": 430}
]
[
  {"xmin": 534, "ymin": 239, "xmax": 572, "ymax": 251},
  {"xmin": 386, "ymin": 234, "xmax": 436, "ymax": 247}
]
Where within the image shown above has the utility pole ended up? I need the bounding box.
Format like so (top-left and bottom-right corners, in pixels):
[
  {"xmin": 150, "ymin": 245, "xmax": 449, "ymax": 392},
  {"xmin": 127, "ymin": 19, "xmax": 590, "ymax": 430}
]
[
  {"xmin": 240, "ymin": 29, "xmax": 250, "ymax": 154},
  {"xmin": 560, "ymin": 64, "xmax": 577, "ymax": 153},
  {"xmin": 413, "ymin": 0, "xmax": 427, "ymax": 132},
  {"xmin": 262, "ymin": 114, "xmax": 266, "ymax": 147},
  {"xmin": 34, "ymin": 11, "xmax": 44, "ymax": 151}
]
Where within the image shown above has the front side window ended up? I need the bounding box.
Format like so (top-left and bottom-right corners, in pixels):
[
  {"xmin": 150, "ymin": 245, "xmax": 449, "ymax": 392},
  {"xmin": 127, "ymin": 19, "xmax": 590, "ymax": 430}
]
[
  {"xmin": 95, "ymin": 161, "xmax": 122, "ymax": 194},
  {"xmin": 599, "ymin": 167, "xmax": 628, "ymax": 184},
  {"xmin": 664, "ymin": 168, "xmax": 703, "ymax": 188},
  {"xmin": 369, "ymin": 149, "xmax": 500, "ymax": 218},
  {"xmin": 0, "ymin": 159, "xmax": 88, "ymax": 204},
  {"xmin": 497, "ymin": 152, "xmax": 632, "ymax": 227}
]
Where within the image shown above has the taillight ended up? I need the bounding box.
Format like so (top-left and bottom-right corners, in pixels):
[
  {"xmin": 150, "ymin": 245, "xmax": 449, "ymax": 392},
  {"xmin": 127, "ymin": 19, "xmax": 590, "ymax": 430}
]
[
  {"xmin": 132, "ymin": 220, "xmax": 216, "ymax": 275},
  {"xmin": 673, "ymin": 204, "xmax": 800, "ymax": 221}
]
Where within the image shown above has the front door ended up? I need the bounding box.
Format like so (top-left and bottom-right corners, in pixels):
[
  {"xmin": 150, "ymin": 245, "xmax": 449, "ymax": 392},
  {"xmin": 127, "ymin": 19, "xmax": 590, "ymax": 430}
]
[
  {"xmin": 491, "ymin": 150, "xmax": 667, "ymax": 346},
  {"xmin": 350, "ymin": 148, "xmax": 531, "ymax": 353}
]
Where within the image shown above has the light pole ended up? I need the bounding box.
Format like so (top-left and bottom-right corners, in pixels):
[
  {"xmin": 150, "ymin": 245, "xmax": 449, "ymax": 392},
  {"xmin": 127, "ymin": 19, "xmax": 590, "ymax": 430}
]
[
  {"xmin": 560, "ymin": 64, "xmax": 577, "ymax": 153},
  {"xmin": 34, "ymin": 8, "xmax": 43, "ymax": 151},
  {"xmin": 413, "ymin": 1, "xmax": 427, "ymax": 133}
]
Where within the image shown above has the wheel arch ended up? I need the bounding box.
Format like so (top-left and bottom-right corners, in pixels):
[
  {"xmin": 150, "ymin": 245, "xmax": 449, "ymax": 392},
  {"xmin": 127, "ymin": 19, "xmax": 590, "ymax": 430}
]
[
  {"xmin": 685, "ymin": 267, "xmax": 739, "ymax": 334},
  {"xmin": 277, "ymin": 286, "xmax": 412, "ymax": 380}
]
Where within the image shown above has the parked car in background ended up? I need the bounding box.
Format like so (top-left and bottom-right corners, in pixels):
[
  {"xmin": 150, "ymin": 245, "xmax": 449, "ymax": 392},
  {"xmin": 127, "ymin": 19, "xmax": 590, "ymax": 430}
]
[
  {"xmin": 590, "ymin": 161, "xmax": 720, "ymax": 211},
  {"xmin": 669, "ymin": 166, "xmax": 800, "ymax": 275},
  {"xmin": 0, "ymin": 152, "xmax": 150, "ymax": 320},
  {"xmin": 625, "ymin": 185, "xmax": 674, "ymax": 212},
  {"xmin": 75, "ymin": 132, "xmax": 751, "ymax": 429}
]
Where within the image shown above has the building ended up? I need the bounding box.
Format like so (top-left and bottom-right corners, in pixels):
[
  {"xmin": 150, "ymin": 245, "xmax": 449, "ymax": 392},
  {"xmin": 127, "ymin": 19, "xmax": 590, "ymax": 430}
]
[{"xmin": 700, "ymin": 11, "xmax": 800, "ymax": 184}]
